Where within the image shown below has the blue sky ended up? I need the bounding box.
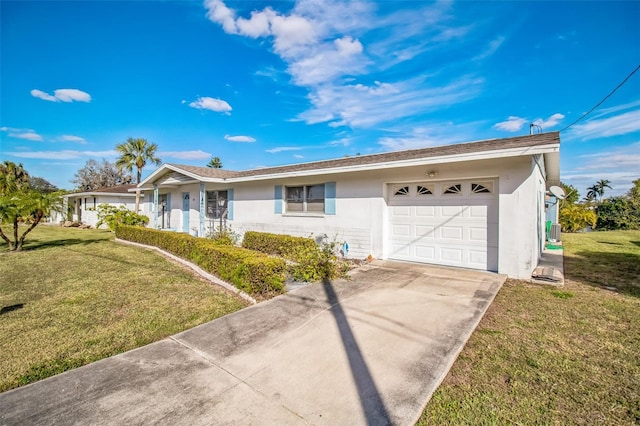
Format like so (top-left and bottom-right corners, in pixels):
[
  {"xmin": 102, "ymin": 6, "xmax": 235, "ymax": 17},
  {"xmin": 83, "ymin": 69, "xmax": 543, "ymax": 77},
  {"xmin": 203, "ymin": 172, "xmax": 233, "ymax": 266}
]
[{"xmin": 1, "ymin": 0, "xmax": 639, "ymax": 197}]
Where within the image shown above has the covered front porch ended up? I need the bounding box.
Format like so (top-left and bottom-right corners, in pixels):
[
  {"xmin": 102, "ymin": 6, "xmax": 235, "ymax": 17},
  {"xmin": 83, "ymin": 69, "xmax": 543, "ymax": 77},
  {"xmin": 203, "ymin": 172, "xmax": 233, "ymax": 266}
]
[{"xmin": 139, "ymin": 170, "xmax": 234, "ymax": 236}]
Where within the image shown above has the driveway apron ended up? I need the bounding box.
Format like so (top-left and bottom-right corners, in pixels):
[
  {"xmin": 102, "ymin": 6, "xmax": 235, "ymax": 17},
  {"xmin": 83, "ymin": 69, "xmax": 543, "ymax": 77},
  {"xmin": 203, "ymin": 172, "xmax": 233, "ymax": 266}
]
[{"xmin": 0, "ymin": 261, "xmax": 505, "ymax": 425}]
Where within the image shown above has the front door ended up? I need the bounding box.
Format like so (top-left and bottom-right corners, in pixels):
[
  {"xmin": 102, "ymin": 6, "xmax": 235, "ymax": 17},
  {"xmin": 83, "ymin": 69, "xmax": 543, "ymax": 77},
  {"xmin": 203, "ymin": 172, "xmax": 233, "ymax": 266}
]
[{"xmin": 182, "ymin": 193, "xmax": 190, "ymax": 233}]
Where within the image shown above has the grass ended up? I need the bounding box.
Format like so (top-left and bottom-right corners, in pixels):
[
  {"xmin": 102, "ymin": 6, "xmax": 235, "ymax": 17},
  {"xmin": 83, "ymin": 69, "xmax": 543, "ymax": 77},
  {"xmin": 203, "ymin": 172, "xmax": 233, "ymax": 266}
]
[
  {"xmin": 419, "ymin": 230, "xmax": 640, "ymax": 425},
  {"xmin": 0, "ymin": 225, "xmax": 249, "ymax": 392}
]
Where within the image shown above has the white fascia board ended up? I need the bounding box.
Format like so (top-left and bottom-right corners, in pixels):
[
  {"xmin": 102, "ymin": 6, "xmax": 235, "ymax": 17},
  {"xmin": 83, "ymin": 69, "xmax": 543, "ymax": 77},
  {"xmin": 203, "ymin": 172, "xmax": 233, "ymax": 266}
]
[
  {"xmin": 225, "ymin": 144, "xmax": 560, "ymax": 183},
  {"xmin": 64, "ymin": 191, "xmax": 137, "ymax": 198}
]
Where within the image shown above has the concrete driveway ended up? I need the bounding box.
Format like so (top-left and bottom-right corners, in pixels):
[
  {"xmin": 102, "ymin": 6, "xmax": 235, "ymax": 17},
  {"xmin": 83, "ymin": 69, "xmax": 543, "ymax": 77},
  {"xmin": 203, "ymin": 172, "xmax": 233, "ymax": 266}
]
[{"xmin": 0, "ymin": 261, "xmax": 505, "ymax": 425}]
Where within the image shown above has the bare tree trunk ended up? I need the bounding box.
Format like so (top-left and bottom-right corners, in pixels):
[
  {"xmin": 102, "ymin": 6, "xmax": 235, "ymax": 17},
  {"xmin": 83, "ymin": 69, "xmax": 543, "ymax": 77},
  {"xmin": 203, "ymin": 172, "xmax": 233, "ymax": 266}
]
[
  {"xmin": 0, "ymin": 225, "xmax": 15, "ymax": 251},
  {"xmin": 17, "ymin": 212, "xmax": 43, "ymax": 251},
  {"xmin": 13, "ymin": 219, "xmax": 19, "ymax": 248}
]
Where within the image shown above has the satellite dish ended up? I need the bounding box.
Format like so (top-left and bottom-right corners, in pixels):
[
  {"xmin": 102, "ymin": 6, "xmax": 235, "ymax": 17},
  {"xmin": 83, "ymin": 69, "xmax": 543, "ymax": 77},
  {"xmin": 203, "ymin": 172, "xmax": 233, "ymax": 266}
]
[{"xmin": 549, "ymin": 185, "xmax": 566, "ymax": 199}]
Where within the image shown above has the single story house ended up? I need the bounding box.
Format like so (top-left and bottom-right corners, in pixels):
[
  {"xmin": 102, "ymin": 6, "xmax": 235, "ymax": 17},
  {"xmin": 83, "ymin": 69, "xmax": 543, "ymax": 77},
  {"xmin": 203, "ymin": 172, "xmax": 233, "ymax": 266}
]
[
  {"xmin": 137, "ymin": 132, "xmax": 560, "ymax": 279},
  {"xmin": 56, "ymin": 184, "xmax": 147, "ymax": 228}
]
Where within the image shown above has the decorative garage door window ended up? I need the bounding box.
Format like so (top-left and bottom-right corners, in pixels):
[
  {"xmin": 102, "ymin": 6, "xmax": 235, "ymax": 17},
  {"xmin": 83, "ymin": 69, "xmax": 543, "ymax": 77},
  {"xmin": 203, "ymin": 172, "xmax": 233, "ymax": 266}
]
[
  {"xmin": 443, "ymin": 184, "xmax": 462, "ymax": 195},
  {"xmin": 393, "ymin": 185, "xmax": 410, "ymax": 196},
  {"xmin": 417, "ymin": 184, "xmax": 434, "ymax": 195},
  {"xmin": 471, "ymin": 182, "xmax": 493, "ymax": 194}
]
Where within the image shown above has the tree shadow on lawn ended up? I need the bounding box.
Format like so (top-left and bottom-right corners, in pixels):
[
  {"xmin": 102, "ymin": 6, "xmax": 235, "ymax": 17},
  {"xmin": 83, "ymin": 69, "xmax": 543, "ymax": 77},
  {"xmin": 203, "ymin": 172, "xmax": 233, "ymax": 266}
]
[
  {"xmin": 0, "ymin": 303, "xmax": 24, "ymax": 315},
  {"xmin": 564, "ymin": 250, "xmax": 640, "ymax": 298},
  {"xmin": 20, "ymin": 238, "xmax": 108, "ymax": 251}
]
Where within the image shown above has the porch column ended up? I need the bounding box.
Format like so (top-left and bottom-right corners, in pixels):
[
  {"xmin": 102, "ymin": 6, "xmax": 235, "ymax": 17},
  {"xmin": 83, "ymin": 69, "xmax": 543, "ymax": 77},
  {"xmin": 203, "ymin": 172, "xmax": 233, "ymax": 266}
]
[
  {"xmin": 199, "ymin": 182, "xmax": 205, "ymax": 237},
  {"xmin": 153, "ymin": 184, "xmax": 158, "ymax": 229}
]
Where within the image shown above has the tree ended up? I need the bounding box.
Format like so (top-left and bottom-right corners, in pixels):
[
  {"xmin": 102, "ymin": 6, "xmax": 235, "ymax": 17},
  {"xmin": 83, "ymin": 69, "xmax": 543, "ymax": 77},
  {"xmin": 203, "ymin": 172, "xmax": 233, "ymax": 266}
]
[
  {"xmin": 207, "ymin": 156, "xmax": 223, "ymax": 168},
  {"xmin": 559, "ymin": 182, "xmax": 579, "ymax": 206},
  {"xmin": 627, "ymin": 178, "xmax": 640, "ymax": 207},
  {"xmin": 29, "ymin": 176, "xmax": 58, "ymax": 193},
  {"xmin": 586, "ymin": 179, "xmax": 612, "ymax": 203},
  {"xmin": 596, "ymin": 197, "xmax": 640, "ymax": 230},
  {"xmin": 0, "ymin": 162, "xmax": 63, "ymax": 251},
  {"xmin": 115, "ymin": 138, "xmax": 161, "ymax": 212},
  {"xmin": 72, "ymin": 159, "xmax": 133, "ymax": 191},
  {"xmin": 0, "ymin": 161, "xmax": 30, "ymax": 195}
]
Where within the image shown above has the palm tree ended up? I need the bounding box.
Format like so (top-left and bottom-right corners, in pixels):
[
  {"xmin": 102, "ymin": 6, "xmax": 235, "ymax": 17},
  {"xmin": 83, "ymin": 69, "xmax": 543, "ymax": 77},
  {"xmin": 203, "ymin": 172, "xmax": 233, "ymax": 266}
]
[
  {"xmin": 594, "ymin": 179, "xmax": 612, "ymax": 201},
  {"xmin": 586, "ymin": 179, "xmax": 612, "ymax": 203},
  {"xmin": 0, "ymin": 161, "xmax": 30, "ymax": 196},
  {"xmin": 115, "ymin": 138, "xmax": 161, "ymax": 212},
  {"xmin": 207, "ymin": 156, "xmax": 223, "ymax": 169}
]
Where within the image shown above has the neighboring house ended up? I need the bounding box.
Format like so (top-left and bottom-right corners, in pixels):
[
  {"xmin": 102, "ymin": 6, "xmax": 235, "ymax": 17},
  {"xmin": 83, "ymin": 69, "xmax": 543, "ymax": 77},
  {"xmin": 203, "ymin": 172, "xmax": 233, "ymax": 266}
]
[
  {"xmin": 137, "ymin": 132, "xmax": 560, "ymax": 279},
  {"xmin": 57, "ymin": 184, "xmax": 146, "ymax": 228}
]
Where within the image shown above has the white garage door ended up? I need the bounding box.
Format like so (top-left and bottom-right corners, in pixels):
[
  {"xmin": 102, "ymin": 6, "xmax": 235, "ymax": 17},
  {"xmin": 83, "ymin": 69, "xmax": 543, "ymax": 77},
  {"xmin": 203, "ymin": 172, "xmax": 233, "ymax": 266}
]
[{"xmin": 387, "ymin": 180, "xmax": 498, "ymax": 271}]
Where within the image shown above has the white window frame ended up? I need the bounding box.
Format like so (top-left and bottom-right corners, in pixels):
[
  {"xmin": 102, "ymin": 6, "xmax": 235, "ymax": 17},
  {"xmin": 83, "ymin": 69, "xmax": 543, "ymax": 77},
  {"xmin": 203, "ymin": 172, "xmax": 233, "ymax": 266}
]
[{"xmin": 285, "ymin": 184, "xmax": 325, "ymax": 213}]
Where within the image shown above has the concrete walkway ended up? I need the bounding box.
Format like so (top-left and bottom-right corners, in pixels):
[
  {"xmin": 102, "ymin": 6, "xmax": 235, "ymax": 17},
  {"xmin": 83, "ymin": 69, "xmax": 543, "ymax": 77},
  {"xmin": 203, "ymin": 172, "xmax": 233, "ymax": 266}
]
[{"xmin": 0, "ymin": 261, "xmax": 505, "ymax": 426}]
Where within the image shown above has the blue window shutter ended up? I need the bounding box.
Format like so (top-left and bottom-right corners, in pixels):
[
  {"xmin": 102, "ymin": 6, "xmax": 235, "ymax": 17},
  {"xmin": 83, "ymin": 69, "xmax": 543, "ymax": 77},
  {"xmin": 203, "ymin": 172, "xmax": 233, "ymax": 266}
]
[
  {"xmin": 325, "ymin": 182, "xmax": 336, "ymax": 215},
  {"xmin": 227, "ymin": 189, "xmax": 234, "ymax": 220},
  {"xmin": 166, "ymin": 192, "xmax": 171, "ymax": 210},
  {"xmin": 274, "ymin": 185, "xmax": 283, "ymax": 214}
]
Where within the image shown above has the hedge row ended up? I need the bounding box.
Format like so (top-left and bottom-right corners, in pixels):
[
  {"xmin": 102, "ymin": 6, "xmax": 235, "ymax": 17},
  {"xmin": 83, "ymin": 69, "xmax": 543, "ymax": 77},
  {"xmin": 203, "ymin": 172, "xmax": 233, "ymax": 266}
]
[
  {"xmin": 242, "ymin": 231, "xmax": 349, "ymax": 282},
  {"xmin": 115, "ymin": 225, "xmax": 287, "ymax": 299},
  {"xmin": 242, "ymin": 231, "xmax": 318, "ymax": 261}
]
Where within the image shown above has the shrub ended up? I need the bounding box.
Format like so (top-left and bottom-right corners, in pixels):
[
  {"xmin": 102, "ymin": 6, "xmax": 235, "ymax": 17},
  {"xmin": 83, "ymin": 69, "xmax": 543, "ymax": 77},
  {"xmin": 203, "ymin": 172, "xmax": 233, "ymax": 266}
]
[
  {"xmin": 207, "ymin": 225, "xmax": 240, "ymax": 246},
  {"xmin": 596, "ymin": 197, "xmax": 640, "ymax": 231},
  {"xmin": 242, "ymin": 231, "xmax": 349, "ymax": 282},
  {"xmin": 115, "ymin": 225, "xmax": 286, "ymax": 299},
  {"xmin": 95, "ymin": 204, "xmax": 148, "ymax": 231},
  {"xmin": 242, "ymin": 231, "xmax": 317, "ymax": 260},
  {"xmin": 559, "ymin": 204, "xmax": 597, "ymax": 233}
]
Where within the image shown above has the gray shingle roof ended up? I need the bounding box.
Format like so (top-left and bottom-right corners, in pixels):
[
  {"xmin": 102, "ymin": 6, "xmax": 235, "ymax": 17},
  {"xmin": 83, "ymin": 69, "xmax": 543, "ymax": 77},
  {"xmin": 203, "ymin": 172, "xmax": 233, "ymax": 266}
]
[{"xmin": 167, "ymin": 132, "xmax": 560, "ymax": 180}]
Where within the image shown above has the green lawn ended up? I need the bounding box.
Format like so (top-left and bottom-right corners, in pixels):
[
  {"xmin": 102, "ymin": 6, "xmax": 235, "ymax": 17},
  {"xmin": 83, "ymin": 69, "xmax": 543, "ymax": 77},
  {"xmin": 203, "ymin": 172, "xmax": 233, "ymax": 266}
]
[
  {"xmin": 0, "ymin": 225, "xmax": 248, "ymax": 392},
  {"xmin": 419, "ymin": 230, "xmax": 640, "ymax": 425}
]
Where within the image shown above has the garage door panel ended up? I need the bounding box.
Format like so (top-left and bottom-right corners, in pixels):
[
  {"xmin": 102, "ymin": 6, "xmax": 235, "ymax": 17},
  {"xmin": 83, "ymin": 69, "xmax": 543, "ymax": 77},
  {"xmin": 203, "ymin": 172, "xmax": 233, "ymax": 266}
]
[
  {"xmin": 441, "ymin": 226, "xmax": 463, "ymax": 240},
  {"xmin": 388, "ymin": 180, "xmax": 498, "ymax": 271},
  {"xmin": 441, "ymin": 205, "xmax": 464, "ymax": 216},
  {"xmin": 392, "ymin": 206, "xmax": 411, "ymax": 216},
  {"xmin": 416, "ymin": 206, "xmax": 435, "ymax": 216},
  {"xmin": 469, "ymin": 205, "xmax": 487, "ymax": 218},
  {"xmin": 440, "ymin": 247, "xmax": 463, "ymax": 263},
  {"xmin": 391, "ymin": 224, "xmax": 411, "ymax": 237},
  {"xmin": 469, "ymin": 227, "xmax": 487, "ymax": 242},
  {"xmin": 415, "ymin": 245, "xmax": 436, "ymax": 260},
  {"xmin": 415, "ymin": 225, "xmax": 435, "ymax": 238},
  {"xmin": 469, "ymin": 249, "xmax": 487, "ymax": 265}
]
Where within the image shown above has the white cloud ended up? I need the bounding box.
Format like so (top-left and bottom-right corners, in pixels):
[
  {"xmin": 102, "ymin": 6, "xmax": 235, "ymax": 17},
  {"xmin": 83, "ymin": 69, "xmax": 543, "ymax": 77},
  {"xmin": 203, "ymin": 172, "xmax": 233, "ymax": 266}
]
[
  {"xmin": 225, "ymin": 135, "xmax": 256, "ymax": 143},
  {"xmin": 493, "ymin": 112, "xmax": 564, "ymax": 132},
  {"xmin": 377, "ymin": 124, "xmax": 471, "ymax": 151},
  {"xmin": 562, "ymin": 142, "xmax": 640, "ymax": 197},
  {"xmin": 5, "ymin": 150, "xmax": 117, "ymax": 160},
  {"xmin": 569, "ymin": 109, "xmax": 640, "ymax": 140},
  {"xmin": 492, "ymin": 116, "xmax": 527, "ymax": 132},
  {"xmin": 1, "ymin": 127, "xmax": 44, "ymax": 141},
  {"xmin": 533, "ymin": 113, "xmax": 565, "ymax": 129},
  {"xmin": 472, "ymin": 35, "xmax": 505, "ymax": 61},
  {"xmin": 159, "ymin": 150, "xmax": 211, "ymax": 160},
  {"xmin": 187, "ymin": 96, "xmax": 232, "ymax": 113},
  {"xmin": 58, "ymin": 135, "xmax": 86, "ymax": 144},
  {"xmin": 31, "ymin": 88, "xmax": 91, "ymax": 102},
  {"xmin": 266, "ymin": 146, "xmax": 303, "ymax": 153},
  {"xmin": 293, "ymin": 154, "xmax": 304, "ymax": 159},
  {"xmin": 204, "ymin": 0, "xmax": 481, "ymax": 129}
]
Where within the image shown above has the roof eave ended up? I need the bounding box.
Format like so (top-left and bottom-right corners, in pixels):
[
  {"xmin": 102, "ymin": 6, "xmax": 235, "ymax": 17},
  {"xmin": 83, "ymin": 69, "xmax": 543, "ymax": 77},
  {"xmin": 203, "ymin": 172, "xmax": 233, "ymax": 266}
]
[{"xmin": 226, "ymin": 143, "xmax": 561, "ymax": 183}]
